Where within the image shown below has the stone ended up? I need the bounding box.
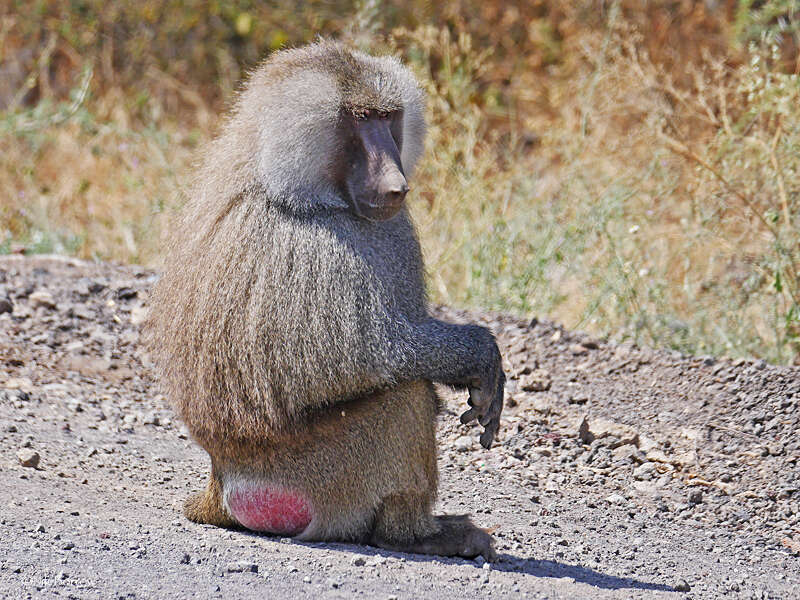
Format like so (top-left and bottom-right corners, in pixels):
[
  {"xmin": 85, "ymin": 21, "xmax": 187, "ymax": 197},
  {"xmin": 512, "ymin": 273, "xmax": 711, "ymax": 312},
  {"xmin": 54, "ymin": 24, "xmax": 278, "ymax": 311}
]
[
  {"xmin": 638, "ymin": 435, "xmax": 659, "ymax": 453},
  {"xmin": 672, "ymin": 450, "xmax": 698, "ymax": 467},
  {"xmin": 578, "ymin": 416, "xmax": 638, "ymax": 447},
  {"xmin": 28, "ymin": 290, "xmax": 56, "ymax": 310},
  {"xmin": 16, "ymin": 449, "xmax": 40, "ymax": 468},
  {"xmin": 519, "ymin": 369, "xmax": 551, "ymax": 392},
  {"xmin": 633, "ymin": 462, "xmax": 656, "ymax": 481},
  {"xmin": 688, "ymin": 490, "xmax": 703, "ymax": 505},
  {"xmin": 130, "ymin": 305, "xmax": 149, "ymax": 326},
  {"xmin": 0, "ymin": 297, "xmax": 12, "ymax": 314},
  {"xmin": 645, "ymin": 448, "xmax": 670, "ymax": 464},
  {"xmin": 675, "ymin": 579, "xmax": 691, "ymax": 592},
  {"xmin": 454, "ymin": 436, "xmax": 473, "ymax": 452},
  {"xmin": 226, "ymin": 561, "xmax": 258, "ymax": 573},
  {"xmin": 569, "ymin": 343, "xmax": 588, "ymax": 356}
]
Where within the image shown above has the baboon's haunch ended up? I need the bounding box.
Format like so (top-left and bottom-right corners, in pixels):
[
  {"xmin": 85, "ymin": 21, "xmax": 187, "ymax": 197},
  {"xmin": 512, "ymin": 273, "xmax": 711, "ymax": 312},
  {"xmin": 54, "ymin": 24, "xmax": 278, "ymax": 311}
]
[{"xmin": 147, "ymin": 42, "xmax": 505, "ymax": 560}]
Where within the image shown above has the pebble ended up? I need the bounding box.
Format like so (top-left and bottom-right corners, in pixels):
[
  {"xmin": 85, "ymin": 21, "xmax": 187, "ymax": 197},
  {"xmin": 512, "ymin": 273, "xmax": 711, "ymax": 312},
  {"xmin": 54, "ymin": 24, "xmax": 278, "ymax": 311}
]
[
  {"xmin": 28, "ymin": 290, "xmax": 56, "ymax": 310},
  {"xmin": 569, "ymin": 343, "xmax": 588, "ymax": 356},
  {"xmin": 633, "ymin": 462, "xmax": 656, "ymax": 481},
  {"xmin": 226, "ymin": 561, "xmax": 258, "ymax": 573},
  {"xmin": 16, "ymin": 449, "xmax": 40, "ymax": 468},
  {"xmin": 519, "ymin": 369, "xmax": 551, "ymax": 392},
  {"xmin": 454, "ymin": 436, "xmax": 473, "ymax": 452},
  {"xmin": 675, "ymin": 579, "xmax": 691, "ymax": 592},
  {"xmin": 0, "ymin": 297, "xmax": 12, "ymax": 314}
]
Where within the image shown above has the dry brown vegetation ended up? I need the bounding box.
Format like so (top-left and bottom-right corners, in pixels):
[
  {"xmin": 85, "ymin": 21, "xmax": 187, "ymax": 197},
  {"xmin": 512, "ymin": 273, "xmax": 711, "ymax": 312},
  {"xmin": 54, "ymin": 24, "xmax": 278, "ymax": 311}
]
[{"xmin": 2, "ymin": 1, "xmax": 800, "ymax": 362}]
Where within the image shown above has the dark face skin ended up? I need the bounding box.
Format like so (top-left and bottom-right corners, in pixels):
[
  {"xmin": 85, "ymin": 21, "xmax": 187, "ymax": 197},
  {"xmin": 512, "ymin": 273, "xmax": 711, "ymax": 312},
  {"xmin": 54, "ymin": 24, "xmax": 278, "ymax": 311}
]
[{"xmin": 341, "ymin": 109, "xmax": 408, "ymax": 222}]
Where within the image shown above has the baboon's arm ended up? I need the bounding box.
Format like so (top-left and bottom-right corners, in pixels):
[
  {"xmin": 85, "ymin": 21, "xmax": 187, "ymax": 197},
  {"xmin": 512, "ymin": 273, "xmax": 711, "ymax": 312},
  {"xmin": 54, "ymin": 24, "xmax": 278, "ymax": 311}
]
[{"xmin": 391, "ymin": 319, "xmax": 505, "ymax": 448}]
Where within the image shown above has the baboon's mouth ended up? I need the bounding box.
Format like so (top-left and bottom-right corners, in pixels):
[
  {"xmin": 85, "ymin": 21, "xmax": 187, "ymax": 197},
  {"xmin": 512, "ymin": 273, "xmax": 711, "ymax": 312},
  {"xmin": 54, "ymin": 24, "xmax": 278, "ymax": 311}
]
[{"xmin": 357, "ymin": 200, "xmax": 404, "ymax": 222}]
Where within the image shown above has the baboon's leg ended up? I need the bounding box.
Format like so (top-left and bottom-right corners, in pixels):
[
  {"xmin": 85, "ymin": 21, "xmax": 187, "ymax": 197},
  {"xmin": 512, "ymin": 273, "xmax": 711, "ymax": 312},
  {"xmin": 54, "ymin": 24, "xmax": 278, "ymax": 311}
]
[
  {"xmin": 371, "ymin": 512, "xmax": 495, "ymax": 561},
  {"xmin": 184, "ymin": 464, "xmax": 240, "ymax": 529},
  {"xmin": 195, "ymin": 380, "xmax": 494, "ymax": 559}
]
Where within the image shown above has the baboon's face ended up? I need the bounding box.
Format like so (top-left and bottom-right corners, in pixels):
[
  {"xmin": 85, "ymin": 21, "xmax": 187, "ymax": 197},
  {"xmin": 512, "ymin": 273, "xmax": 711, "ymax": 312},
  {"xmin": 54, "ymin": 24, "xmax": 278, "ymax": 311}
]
[{"xmin": 340, "ymin": 109, "xmax": 408, "ymax": 222}]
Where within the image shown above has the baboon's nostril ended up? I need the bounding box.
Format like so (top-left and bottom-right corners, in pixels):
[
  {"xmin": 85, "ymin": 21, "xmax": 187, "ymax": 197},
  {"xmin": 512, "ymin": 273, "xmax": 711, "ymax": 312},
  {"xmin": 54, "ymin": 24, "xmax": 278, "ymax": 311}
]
[{"xmin": 387, "ymin": 183, "xmax": 409, "ymax": 204}]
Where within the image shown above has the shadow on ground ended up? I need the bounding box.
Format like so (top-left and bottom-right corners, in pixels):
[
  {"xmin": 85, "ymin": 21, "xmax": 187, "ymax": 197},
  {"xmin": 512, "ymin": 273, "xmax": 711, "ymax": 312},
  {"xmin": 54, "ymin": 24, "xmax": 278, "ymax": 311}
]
[
  {"xmin": 280, "ymin": 537, "xmax": 676, "ymax": 593},
  {"xmin": 492, "ymin": 555, "xmax": 676, "ymax": 592}
]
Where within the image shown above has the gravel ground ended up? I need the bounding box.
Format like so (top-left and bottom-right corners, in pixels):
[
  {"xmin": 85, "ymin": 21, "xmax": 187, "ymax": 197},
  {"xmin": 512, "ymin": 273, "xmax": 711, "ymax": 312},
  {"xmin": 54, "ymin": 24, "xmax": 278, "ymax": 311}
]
[{"xmin": 0, "ymin": 255, "xmax": 798, "ymax": 599}]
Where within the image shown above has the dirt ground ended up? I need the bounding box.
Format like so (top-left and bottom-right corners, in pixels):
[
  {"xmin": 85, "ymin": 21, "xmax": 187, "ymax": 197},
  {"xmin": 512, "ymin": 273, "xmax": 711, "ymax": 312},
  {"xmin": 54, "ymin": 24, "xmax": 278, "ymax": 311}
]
[{"xmin": 0, "ymin": 255, "xmax": 798, "ymax": 599}]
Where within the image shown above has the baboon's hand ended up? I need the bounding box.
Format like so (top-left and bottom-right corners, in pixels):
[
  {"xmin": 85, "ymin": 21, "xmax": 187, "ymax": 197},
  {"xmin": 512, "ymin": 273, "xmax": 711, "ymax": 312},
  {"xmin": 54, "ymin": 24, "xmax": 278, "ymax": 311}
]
[{"xmin": 458, "ymin": 330, "xmax": 505, "ymax": 449}]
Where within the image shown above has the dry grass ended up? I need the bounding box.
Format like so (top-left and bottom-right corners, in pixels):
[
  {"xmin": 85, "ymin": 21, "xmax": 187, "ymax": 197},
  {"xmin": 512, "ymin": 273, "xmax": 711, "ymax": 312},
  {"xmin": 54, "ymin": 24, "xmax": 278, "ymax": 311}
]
[{"xmin": 2, "ymin": 1, "xmax": 800, "ymax": 363}]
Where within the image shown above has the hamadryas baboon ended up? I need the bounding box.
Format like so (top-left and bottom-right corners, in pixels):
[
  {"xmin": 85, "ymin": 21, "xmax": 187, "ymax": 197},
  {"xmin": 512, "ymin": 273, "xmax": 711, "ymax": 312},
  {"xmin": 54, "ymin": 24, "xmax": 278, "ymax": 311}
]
[{"xmin": 147, "ymin": 41, "xmax": 504, "ymax": 560}]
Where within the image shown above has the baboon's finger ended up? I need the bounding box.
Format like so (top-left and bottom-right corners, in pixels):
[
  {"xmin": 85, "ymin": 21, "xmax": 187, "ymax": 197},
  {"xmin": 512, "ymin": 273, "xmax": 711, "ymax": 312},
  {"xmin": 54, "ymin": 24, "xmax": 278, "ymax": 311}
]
[
  {"xmin": 460, "ymin": 408, "xmax": 477, "ymax": 424},
  {"xmin": 480, "ymin": 420, "xmax": 498, "ymax": 449},
  {"xmin": 467, "ymin": 387, "xmax": 489, "ymax": 411}
]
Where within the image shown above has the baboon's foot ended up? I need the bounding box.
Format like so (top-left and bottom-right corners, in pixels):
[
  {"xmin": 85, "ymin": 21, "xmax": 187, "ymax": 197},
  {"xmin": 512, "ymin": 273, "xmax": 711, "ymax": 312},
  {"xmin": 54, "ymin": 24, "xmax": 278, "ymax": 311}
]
[
  {"xmin": 183, "ymin": 490, "xmax": 239, "ymax": 529},
  {"xmin": 372, "ymin": 515, "xmax": 495, "ymax": 561},
  {"xmin": 226, "ymin": 485, "xmax": 313, "ymax": 536}
]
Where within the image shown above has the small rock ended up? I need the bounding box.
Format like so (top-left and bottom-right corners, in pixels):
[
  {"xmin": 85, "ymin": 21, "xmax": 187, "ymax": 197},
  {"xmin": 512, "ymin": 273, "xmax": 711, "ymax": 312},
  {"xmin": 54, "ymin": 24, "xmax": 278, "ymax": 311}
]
[
  {"xmin": 568, "ymin": 393, "xmax": 589, "ymax": 405},
  {"xmin": 28, "ymin": 290, "xmax": 56, "ymax": 310},
  {"xmin": 569, "ymin": 343, "xmax": 588, "ymax": 356},
  {"xmin": 180, "ymin": 553, "xmax": 191, "ymax": 564},
  {"xmin": 605, "ymin": 493, "xmax": 626, "ymax": 505},
  {"xmin": 130, "ymin": 305, "xmax": 149, "ymax": 326},
  {"xmin": 638, "ymin": 435, "xmax": 659, "ymax": 453},
  {"xmin": 633, "ymin": 462, "xmax": 656, "ymax": 481},
  {"xmin": 768, "ymin": 442, "xmax": 785, "ymax": 456},
  {"xmin": 87, "ymin": 280, "xmax": 106, "ymax": 294},
  {"xmin": 0, "ymin": 297, "xmax": 12, "ymax": 314},
  {"xmin": 351, "ymin": 556, "xmax": 366, "ymax": 567},
  {"xmin": 578, "ymin": 416, "xmax": 638, "ymax": 447},
  {"xmin": 519, "ymin": 369, "xmax": 551, "ymax": 392},
  {"xmin": 227, "ymin": 561, "xmax": 258, "ymax": 573},
  {"xmin": 675, "ymin": 579, "xmax": 691, "ymax": 592},
  {"xmin": 454, "ymin": 436, "xmax": 473, "ymax": 452},
  {"xmin": 16, "ymin": 449, "xmax": 40, "ymax": 468},
  {"xmin": 62, "ymin": 541, "xmax": 75, "ymax": 550},
  {"xmin": 142, "ymin": 412, "xmax": 160, "ymax": 426},
  {"xmin": 115, "ymin": 287, "xmax": 138, "ymax": 300},
  {"xmin": 688, "ymin": 490, "xmax": 703, "ymax": 505},
  {"xmin": 35, "ymin": 523, "xmax": 46, "ymax": 533},
  {"xmin": 672, "ymin": 450, "xmax": 698, "ymax": 467},
  {"xmin": 644, "ymin": 448, "xmax": 670, "ymax": 464}
]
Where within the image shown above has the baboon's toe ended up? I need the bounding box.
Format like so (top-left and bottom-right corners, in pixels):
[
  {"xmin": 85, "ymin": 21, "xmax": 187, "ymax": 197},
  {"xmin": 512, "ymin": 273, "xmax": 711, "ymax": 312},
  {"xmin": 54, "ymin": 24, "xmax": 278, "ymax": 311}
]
[
  {"xmin": 372, "ymin": 514, "xmax": 496, "ymax": 561},
  {"xmin": 183, "ymin": 490, "xmax": 239, "ymax": 528},
  {"xmin": 420, "ymin": 515, "xmax": 496, "ymax": 561},
  {"xmin": 183, "ymin": 492, "xmax": 208, "ymax": 523}
]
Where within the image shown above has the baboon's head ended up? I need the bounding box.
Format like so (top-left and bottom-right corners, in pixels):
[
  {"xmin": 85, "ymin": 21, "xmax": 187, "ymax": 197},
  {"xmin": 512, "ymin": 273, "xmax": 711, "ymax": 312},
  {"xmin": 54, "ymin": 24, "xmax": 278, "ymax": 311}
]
[{"xmin": 233, "ymin": 41, "xmax": 426, "ymax": 220}]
